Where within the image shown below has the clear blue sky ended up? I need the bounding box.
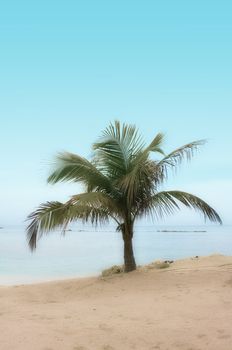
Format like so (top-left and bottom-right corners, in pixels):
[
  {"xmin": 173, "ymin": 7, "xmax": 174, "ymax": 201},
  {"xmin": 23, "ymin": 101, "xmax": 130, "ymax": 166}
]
[{"xmin": 0, "ymin": 0, "xmax": 231, "ymax": 225}]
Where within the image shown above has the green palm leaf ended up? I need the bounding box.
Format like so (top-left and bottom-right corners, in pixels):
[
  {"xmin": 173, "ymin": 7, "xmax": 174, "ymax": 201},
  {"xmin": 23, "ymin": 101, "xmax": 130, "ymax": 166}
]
[
  {"xmin": 117, "ymin": 132, "xmax": 165, "ymax": 205},
  {"xmin": 144, "ymin": 190, "xmax": 222, "ymax": 224},
  {"xmin": 93, "ymin": 120, "xmax": 144, "ymax": 178},
  {"xmin": 143, "ymin": 132, "xmax": 165, "ymax": 155},
  {"xmin": 70, "ymin": 192, "xmax": 122, "ymax": 223},
  {"xmin": 27, "ymin": 200, "xmax": 110, "ymax": 250},
  {"xmin": 47, "ymin": 152, "xmax": 113, "ymax": 193},
  {"xmin": 27, "ymin": 201, "xmax": 70, "ymax": 250},
  {"xmin": 156, "ymin": 140, "xmax": 206, "ymax": 183},
  {"xmin": 164, "ymin": 190, "xmax": 222, "ymax": 223}
]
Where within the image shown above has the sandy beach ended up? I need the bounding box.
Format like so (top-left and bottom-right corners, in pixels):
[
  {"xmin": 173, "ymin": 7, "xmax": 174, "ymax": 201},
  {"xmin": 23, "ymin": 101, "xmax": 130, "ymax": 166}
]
[{"xmin": 1, "ymin": 254, "xmax": 232, "ymax": 350}]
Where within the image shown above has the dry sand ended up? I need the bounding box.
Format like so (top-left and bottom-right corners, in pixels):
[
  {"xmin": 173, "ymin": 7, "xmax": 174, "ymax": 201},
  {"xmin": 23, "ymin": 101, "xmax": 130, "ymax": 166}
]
[{"xmin": 1, "ymin": 254, "xmax": 232, "ymax": 350}]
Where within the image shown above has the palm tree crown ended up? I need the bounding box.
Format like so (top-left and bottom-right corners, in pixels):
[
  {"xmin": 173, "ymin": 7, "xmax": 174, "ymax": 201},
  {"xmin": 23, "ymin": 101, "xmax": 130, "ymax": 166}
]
[{"xmin": 27, "ymin": 121, "xmax": 222, "ymax": 272}]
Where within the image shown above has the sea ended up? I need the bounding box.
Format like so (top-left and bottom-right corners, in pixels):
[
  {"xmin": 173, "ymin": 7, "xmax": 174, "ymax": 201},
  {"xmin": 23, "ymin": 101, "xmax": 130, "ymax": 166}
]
[{"xmin": 0, "ymin": 224, "xmax": 231, "ymax": 285}]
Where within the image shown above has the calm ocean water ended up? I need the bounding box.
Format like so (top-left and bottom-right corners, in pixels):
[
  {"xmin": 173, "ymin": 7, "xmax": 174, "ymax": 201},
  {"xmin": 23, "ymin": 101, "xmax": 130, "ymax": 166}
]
[{"xmin": 0, "ymin": 224, "xmax": 231, "ymax": 285}]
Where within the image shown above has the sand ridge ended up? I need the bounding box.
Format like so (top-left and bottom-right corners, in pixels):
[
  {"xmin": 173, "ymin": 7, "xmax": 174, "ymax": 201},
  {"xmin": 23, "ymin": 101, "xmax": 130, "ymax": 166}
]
[{"xmin": 1, "ymin": 254, "xmax": 232, "ymax": 350}]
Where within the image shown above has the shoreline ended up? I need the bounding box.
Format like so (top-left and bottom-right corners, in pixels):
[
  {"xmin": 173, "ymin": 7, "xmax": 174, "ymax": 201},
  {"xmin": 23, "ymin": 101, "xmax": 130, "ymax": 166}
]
[
  {"xmin": 1, "ymin": 253, "xmax": 232, "ymax": 287},
  {"xmin": 0, "ymin": 272, "xmax": 99, "ymax": 287}
]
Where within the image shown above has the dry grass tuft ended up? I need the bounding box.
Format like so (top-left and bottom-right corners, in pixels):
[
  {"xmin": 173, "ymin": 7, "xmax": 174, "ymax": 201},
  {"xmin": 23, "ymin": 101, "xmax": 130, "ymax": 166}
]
[
  {"xmin": 102, "ymin": 265, "xmax": 124, "ymax": 277},
  {"xmin": 144, "ymin": 260, "xmax": 171, "ymax": 270}
]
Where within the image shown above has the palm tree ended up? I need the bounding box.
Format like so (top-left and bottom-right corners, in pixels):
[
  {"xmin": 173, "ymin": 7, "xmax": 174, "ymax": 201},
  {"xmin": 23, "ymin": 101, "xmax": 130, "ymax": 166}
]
[{"xmin": 27, "ymin": 121, "xmax": 222, "ymax": 272}]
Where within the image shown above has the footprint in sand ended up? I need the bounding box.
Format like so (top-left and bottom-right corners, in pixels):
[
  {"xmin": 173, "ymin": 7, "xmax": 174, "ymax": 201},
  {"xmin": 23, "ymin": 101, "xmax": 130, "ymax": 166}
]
[
  {"xmin": 102, "ymin": 346, "xmax": 114, "ymax": 350},
  {"xmin": 197, "ymin": 334, "xmax": 207, "ymax": 339},
  {"xmin": 150, "ymin": 342, "xmax": 163, "ymax": 349},
  {"xmin": 99, "ymin": 323, "xmax": 113, "ymax": 331},
  {"xmin": 218, "ymin": 334, "xmax": 231, "ymax": 339}
]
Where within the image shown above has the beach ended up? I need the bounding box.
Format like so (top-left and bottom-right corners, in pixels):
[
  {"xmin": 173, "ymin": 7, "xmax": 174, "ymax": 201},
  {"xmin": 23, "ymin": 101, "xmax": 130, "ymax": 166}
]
[{"xmin": 1, "ymin": 254, "xmax": 232, "ymax": 350}]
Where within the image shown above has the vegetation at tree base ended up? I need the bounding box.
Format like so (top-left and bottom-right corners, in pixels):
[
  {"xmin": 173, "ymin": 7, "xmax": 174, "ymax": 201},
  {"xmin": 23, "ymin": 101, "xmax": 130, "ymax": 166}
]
[{"xmin": 26, "ymin": 121, "xmax": 222, "ymax": 272}]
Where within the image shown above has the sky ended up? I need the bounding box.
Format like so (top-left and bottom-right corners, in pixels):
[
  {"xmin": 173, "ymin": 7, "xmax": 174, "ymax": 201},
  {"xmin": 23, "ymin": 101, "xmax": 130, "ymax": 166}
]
[{"xmin": 0, "ymin": 0, "xmax": 231, "ymax": 226}]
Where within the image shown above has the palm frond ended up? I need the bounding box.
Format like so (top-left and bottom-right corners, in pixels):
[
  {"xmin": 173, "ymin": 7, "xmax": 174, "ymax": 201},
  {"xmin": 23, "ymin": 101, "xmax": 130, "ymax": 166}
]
[
  {"xmin": 140, "ymin": 190, "xmax": 222, "ymax": 224},
  {"xmin": 47, "ymin": 152, "xmax": 113, "ymax": 193},
  {"xmin": 119, "ymin": 160, "xmax": 157, "ymax": 207},
  {"xmin": 26, "ymin": 199, "xmax": 111, "ymax": 251},
  {"xmin": 135, "ymin": 190, "xmax": 180, "ymax": 220},
  {"xmin": 70, "ymin": 192, "xmax": 122, "ymax": 221},
  {"xmin": 145, "ymin": 132, "xmax": 165, "ymax": 155},
  {"xmin": 116, "ymin": 132, "xmax": 165, "ymax": 203},
  {"xmin": 26, "ymin": 201, "xmax": 70, "ymax": 250},
  {"xmin": 164, "ymin": 190, "xmax": 222, "ymax": 224},
  {"xmin": 156, "ymin": 140, "xmax": 206, "ymax": 183},
  {"xmin": 93, "ymin": 120, "xmax": 144, "ymax": 178}
]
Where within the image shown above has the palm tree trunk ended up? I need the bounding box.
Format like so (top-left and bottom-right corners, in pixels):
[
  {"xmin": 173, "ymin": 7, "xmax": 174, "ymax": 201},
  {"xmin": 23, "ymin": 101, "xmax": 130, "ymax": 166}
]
[{"xmin": 122, "ymin": 223, "xmax": 136, "ymax": 272}]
